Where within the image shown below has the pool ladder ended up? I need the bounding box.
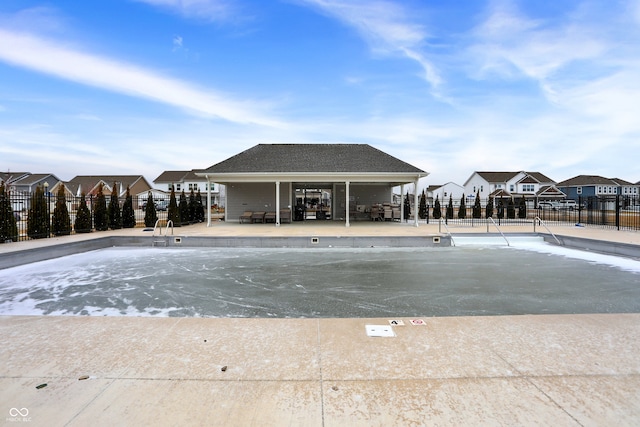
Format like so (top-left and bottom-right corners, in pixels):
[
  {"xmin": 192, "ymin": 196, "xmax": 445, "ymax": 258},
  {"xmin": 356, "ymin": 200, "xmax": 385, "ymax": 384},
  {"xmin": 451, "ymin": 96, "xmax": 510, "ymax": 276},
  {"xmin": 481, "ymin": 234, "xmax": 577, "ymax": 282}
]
[{"xmin": 152, "ymin": 220, "xmax": 174, "ymax": 247}]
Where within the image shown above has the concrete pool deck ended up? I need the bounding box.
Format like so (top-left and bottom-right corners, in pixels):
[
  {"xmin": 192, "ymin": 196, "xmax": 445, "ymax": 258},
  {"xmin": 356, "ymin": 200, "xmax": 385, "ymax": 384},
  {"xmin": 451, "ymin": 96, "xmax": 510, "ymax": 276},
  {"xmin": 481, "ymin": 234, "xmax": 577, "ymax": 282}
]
[{"xmin": 1, "ymin": 222, "xmax": 640, "ymax": 425}]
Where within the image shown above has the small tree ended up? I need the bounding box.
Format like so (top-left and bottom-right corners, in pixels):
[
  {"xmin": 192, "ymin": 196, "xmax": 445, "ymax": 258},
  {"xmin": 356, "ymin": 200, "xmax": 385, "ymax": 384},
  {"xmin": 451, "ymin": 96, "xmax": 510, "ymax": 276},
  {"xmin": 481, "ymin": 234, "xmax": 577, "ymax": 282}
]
[
  {"xmin": 167, "ymin": 187, "xmax": 181, "ymax": 226},
  {"xmin": 188, "ymin": 189, "xmax": 197, "ymax": 224},
  {"xmin": 144, "ymin": 192, "xmax": 158, "ymax": 227},
  {"xmin": 52, "ymin": 185, "xmax": 71, "ymax": 236},
  {"xmin": 507, "ymin": 196, "xmax": 516, "ymax": 219},
  {"xmin": 108, "ymin": 182, "xmax": 122, "ymax": 230},
  {"xmin": 27, "ymin": 184, "xmax": 50, "ymax": 239},
  {"xmin": 486, "ymin": 196, "xmax": 494, "ymax": 218},
  {"xmin": 496, "ymin": 200, "xmax": 505, "ymax": 219},
  {"xmin": 433, "ymin": 196, "xmax": 442, "ymax": 219},
  {"xmin": 472, "ymin": 190, "xmax": 482, "ymax": 219},
  {"xmin": 418, "ymin": 190, "xmax": 427, "ymax": 220},
  {"xmin": 179, "ymin": 190, "xmax": 190, "ymax": 225},
  {"xmin": 403, "ymin": 191, "xmax": 411, "ymax": 220},
  {"xmin": 195, "ymin": 190, "xmax": 205, "ymax": 223},
  {"xmin": 122, "ymin": 186, "xmax": 136, "ymax": 228},
  {"xmin": 93, "ymin": 183, "xmax": 108, "ymax": 231},
  {"xmin": 446, "ymin": 194, "xmax": 454, "ymax": 219},
  {"xmin": 518, "ymin": 196, "xmax": 527, "ymax": 219},
  {"xmin": 74, "ymin": 193, "xmax": 92, "ymax": 233},
  {"xmin": 0, "ymin": 183, "xmax": 18, "ymax": 243},
  {"xmin": 458, "ymin": 194, "xmax": 466, "ymax": 219}
]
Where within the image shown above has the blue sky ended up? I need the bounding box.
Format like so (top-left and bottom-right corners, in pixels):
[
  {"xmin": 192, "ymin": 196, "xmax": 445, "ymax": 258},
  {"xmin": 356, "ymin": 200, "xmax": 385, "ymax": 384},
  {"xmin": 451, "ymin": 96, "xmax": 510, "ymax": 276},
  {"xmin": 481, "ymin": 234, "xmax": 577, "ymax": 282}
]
[{"xmin": 1, "ymin": 0, "xmax": 639, "ymax": 187}]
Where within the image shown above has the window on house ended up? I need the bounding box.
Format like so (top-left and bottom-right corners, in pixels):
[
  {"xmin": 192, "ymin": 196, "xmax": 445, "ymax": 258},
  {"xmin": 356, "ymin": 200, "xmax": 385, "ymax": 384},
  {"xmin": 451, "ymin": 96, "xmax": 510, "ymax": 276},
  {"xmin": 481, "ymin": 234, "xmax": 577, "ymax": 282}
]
[
  {"xmin": 176, "ymin": 184, "xmax": 181, "ymax": 191},
  {"xmin": 577, "ymin": 187, "xmax": 582, "ymax": 195},
  {"xmin": 481, "ymin": 185, "xmax": 483, "ymax": 192},
  {"xmin": 510, "ymin": 185, "xmax": 515, "ymax": 192},
  {"xmin": 598, "ymin": 186, "xmax": 602, "ymax": 193},
  {"xmin": 522, "ymin": 184, "xmax": 534, "ymax": 192}
]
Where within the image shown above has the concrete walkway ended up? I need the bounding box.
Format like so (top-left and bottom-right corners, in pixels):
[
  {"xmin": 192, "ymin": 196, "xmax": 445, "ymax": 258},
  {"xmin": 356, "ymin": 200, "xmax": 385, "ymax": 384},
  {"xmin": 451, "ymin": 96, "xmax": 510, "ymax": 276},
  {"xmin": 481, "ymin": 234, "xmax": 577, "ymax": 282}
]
[{"xmin": 1, "ymin": 222, "xmax": 640, "ymax": 426}]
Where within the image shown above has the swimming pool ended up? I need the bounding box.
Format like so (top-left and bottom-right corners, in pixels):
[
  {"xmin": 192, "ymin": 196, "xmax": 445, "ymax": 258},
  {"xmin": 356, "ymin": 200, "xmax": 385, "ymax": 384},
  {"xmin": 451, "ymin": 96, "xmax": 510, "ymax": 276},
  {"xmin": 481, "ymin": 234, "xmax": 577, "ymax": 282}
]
[{"xmin": 1, "ymin": 238, "xmax": 639, "ymax": 317}]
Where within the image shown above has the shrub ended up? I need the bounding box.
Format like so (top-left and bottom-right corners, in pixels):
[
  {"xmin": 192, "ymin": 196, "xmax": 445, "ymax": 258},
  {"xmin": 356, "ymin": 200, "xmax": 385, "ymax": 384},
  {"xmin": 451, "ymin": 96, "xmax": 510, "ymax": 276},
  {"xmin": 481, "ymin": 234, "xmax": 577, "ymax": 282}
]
[
  {"xmin": 144, "ymin": 192, "xmax": 158, "ymax": 227},
  {"xmin": 179, "ymin": 190, "xmax": 189, "ymax": 225},
  {"xmin": 433, "ymin": 196, "xmax": 442, "ymax": 219},
  {"xmin": 486, "ymin": 196, "xmax": 494, "ymax": 218},
  {"xmin": 167, "ymin": 187, "xmax": 181, "ymax": 226},
  {"xmin": 472, "ymin": 190, "xmax": 482, "ymax": 219},
  {"xmin": 0, "ymin": 183, "xmax": 18, "ymax": 242},
  {"xmin": 93, "ymin": 183, "xmax": 108, "ymax": 231},
  {"xmin": 52, "ymin": 185, "xmax": 71, "ymax": 236},
  {"xmin": 403, "ymin": 191, "xmax": 411, "ymax": 220},
  {"xmin": 418, "ymin": 190, "xmax": 427, "ymax": 220},
  {"xmin": 507, "ymin": 197, "xmax": 516, "ymax": 219},
  {"xmin": 195, "ymin": 190, "xmax": 205, "ymax": 223},
  {"xmin": 518, "ymin": 196, "xmax": 527, "ymax": 219},
  {"xmin": 74, "ymin": 193, "xmax": 92, "ymax": 233},
  {"xmin": 122, "ymin": 186, "xmax": 136, "ymax": 228},
  {"xmin": 108, "ymin": 182, "xmax": 122, "ymax": 230},
  {"xmin": 458, "ymin": 194, "xmax": 466, "ymax": 219},
  {"xmin": 27, "ymin": 184, "xmax": 50, "ymax": 239},
  {"xmin": 446, "ymin": 195, "xmax": 454, "ymax": 219}
]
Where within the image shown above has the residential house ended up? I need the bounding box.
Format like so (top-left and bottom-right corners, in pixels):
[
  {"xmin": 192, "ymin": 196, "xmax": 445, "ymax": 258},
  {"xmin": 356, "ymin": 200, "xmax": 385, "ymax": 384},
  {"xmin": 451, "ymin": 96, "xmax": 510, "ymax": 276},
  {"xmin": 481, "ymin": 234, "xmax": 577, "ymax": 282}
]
[
  {"xmin": 556, "ymin": 175, "xmax": 639, "ymax": 209},
  {"xmin": 426, "ymin": 182, "xmax": 465, "ymax": 206},
  {"xmin": 1, "ymin": 172, "xmax": 62, "ymax": 213},
  {"xmin": 67, "ymin": 175, "xmax": 153, "ymax": 199},
  {"xmin": 154, "ymin": 170, "xmax": 223, "ymax": 207},
  {"xmin": 463, "ymin": 171, "xmax": 563, "ymax": 207}
]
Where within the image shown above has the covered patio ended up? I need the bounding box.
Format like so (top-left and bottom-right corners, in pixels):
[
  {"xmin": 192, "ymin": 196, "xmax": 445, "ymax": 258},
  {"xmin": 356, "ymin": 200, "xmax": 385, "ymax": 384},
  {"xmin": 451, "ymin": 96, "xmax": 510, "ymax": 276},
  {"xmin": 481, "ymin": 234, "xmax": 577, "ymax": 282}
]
[{"xmin": 196, "ymin": 144, "xmax": 428, "ymax": 227}]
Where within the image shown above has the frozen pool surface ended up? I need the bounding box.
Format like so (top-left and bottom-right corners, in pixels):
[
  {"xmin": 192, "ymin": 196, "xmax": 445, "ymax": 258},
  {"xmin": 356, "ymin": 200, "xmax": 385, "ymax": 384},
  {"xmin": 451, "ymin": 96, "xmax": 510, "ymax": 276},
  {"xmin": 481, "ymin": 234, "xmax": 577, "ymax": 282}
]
[{"xmin": 1, "ymin": 243, "xmax": 639, "ymax": 317}]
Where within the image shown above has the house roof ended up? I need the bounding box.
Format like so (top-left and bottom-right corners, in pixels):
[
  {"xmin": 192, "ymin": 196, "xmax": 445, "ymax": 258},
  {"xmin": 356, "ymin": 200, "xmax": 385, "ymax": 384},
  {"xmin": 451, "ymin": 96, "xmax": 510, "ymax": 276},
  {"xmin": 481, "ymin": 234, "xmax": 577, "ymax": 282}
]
[
  {"xmin": 556, "ymin": 175, "xmax": 620, "ymax": 187},
  {"xmin": 11, "ymin": 173, "xmax": 56, "ymax": 186},
  {"xmin": 0, "ymin": 172, "xmax": 30, "ymax": 184},
  {"xmin": 200, "ymin": 144, "xmax": 426, "ymax": 174},
  {"xmin": 154, "ymin": 170, "xmax": 204, "ymax": 183},
  {"xmin": 196, "ymin": 144, "xmax": 427, "ymax": 185},
  {"xmin": 474, "ymin": 171, "xmax": 555, "ymax": 184},
  {"xmin": 67, "ymin": 175, "xmax": 150, "ymax": 195}
]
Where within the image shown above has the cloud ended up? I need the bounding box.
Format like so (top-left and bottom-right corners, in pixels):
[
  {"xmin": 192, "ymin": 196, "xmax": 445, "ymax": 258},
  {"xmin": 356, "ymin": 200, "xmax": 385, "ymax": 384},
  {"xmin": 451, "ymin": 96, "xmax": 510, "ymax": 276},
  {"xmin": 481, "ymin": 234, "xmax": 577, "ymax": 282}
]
[
  {"xmin": 296, "ymin": 0, "xmax": 442, "ymax": 89},
  {"xmin": 0, "ymin": 29, "xmax": 284, "ymax": 127},
  {"xmin": 133, "ymin": 0, "xmax": 237, "ymax": 22},
  {"xmin": 172, "ymin": 35, "xmax": 183, "ymax": 50}
]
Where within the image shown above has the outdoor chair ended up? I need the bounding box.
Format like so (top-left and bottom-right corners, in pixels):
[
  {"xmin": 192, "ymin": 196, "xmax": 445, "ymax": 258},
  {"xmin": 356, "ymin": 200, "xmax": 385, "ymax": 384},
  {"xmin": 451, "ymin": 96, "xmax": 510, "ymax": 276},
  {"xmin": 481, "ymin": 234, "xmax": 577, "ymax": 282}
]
[
  {"xmin": 280, "ymin": 208, "xmax": 291, "ymax": 223},
  {"xmin": 239, "ymin": 211, "xmax": 253, "ymax": 223},
  {"xmin": 251, "ymin": 211, "xmax": 266, "ymax": 223}
]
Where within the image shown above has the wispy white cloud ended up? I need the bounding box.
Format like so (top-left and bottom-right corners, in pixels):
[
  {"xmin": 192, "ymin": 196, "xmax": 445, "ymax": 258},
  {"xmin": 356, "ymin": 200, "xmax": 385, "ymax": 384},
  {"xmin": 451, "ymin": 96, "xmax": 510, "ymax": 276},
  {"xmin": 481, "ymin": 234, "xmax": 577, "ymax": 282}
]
[
  {"xmin": 0, "ymin": 29, "xmax": 284, "ymax": 127},
  {"xmin": 296, "ymin": 0, "xmax": 442, "ymax": 89},
  {"xmin": 133, "ymin": 0, "xmax": 237, "ymax": 22}
]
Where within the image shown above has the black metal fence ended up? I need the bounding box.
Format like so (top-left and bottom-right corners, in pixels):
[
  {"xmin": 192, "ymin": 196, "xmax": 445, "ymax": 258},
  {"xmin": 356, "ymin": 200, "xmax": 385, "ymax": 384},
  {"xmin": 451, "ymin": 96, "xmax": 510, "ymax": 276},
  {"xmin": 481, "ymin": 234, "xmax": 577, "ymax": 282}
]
[
  {"xmin": 3, "ymin": 193, "xmax": 217, "ymax": 243},
  {"xmin": 2, "ymin": 193, "xmax": 640, "ymax": 243},
  {"xmin": 424, "ymin": 195, "xmax": 640, "ymax": 231}
]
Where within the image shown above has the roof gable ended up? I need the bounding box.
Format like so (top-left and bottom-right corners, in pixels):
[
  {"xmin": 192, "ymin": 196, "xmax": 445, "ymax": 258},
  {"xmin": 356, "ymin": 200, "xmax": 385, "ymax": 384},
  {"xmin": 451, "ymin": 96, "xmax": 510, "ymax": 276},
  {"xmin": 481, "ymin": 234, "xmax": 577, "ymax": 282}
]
[{"xmin": 200, "ymin": 144, "xmax": 426, "ymax": 174}]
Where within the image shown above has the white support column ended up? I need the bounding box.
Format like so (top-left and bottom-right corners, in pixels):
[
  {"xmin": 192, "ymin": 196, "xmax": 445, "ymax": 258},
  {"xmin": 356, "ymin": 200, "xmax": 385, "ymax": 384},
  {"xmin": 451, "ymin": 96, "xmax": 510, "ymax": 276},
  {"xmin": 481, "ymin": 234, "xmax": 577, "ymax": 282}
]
[
  {"xmin": 345, "ymin": 180, "xmax": 350, "ymax": 227},
  {"xmin": 275, "ymin": 181, "xmax": 280, "ymax": 226},
  {"xmin": 400, "ymin": 184, "xmax": 405, "ymax": 223},
  {"xmin": 414, "ymin": 178, "xmax": 420, "ymax": 227},
  {"xmin": 206, "ymin": 176, "xmax": 212, "ymax": 227}
]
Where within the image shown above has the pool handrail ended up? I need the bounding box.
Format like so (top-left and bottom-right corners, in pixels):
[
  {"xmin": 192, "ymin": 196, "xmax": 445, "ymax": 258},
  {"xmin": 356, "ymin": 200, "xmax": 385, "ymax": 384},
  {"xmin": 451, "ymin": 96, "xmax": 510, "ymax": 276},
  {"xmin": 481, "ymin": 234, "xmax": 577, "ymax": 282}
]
[
  {"xmin": 165, "ymin": 220, "xmax": 174, "ymax": 235},
  {"xmin": 533, "ymin": 217, "xmax": 562, "ymax": 245},
  {"xmin": 438, "ymin": 218, "xmax": 456, "ymax": 246},
  {"xmin": 486, "ymin": 217, "xmax": 510, "ymax": 246}
]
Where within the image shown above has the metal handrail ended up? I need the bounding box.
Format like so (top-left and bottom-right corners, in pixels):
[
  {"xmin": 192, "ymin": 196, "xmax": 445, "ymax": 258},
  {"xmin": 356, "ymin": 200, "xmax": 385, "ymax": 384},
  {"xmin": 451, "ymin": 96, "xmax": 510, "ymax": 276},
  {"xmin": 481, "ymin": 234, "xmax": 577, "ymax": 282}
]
[
  {"xmin": 152, "ymin": 219, "xmax": 162, "ymax": 237},
  {"xmin": 165, "ymin": 220, "xmax": 174, "ymax": 236},
  {"xmin": 486, "ymin": 217, "xmax": 510, "ymax": 246},
  {"xmin": 534, "ymin": 217, "xmax": 562, "ymax": 245},
  {"xmin": 438, "ymin": 218, "xmax": 456, "ymax": 246}
]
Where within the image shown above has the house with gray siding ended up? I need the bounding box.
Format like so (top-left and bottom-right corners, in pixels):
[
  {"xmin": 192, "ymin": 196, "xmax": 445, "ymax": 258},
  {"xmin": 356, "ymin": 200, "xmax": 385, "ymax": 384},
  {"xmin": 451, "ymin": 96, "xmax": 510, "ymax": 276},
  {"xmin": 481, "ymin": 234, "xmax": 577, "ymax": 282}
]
[{"xmin": 195, "ymin": 144, "xmax": 428, "ymax": 226}]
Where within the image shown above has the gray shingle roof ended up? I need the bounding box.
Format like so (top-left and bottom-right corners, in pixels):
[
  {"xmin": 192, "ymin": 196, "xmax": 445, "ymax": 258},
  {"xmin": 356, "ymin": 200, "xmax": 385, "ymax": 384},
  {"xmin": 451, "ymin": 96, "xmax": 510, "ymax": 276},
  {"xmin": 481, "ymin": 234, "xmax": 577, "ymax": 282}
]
[
  {"xmin": 556, "ymin": 175, "xmax": 619, "ymax": 186},
  {"xmin": 200, "ymin": 144, "xmax": 426, "ymax": 174}
]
